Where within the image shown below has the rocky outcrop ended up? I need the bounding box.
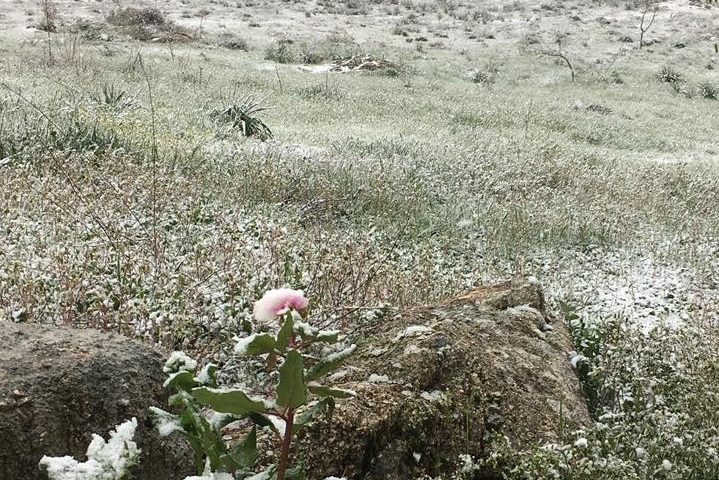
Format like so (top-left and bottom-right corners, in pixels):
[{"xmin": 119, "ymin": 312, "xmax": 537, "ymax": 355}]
[
  {"xmin": 298, "ymin": 280, "xmax": 591, "ymax": 479},
  {"xmin": 330, "ymin": 55, "xmax": 399, "ymax": 73},
  {"xmin": 0, "ymin": 280, "xmax": 591, "ymax": 480},
  {"xmin": 0, "ymin": 321, "xmax": 194, "ymax": 480}
]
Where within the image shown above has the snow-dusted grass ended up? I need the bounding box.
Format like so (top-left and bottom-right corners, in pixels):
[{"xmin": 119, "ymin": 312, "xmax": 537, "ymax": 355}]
[
  {"xmin": 1, "ymin": 0, "xmax": 718, "ymax": 476},
  {"xmin": 471, "ymin": 315, "xmax": 719, "ymax": 480},
  {"xmin": 1, "ymin": 42, "xmax": 716, "ymax": 345}
]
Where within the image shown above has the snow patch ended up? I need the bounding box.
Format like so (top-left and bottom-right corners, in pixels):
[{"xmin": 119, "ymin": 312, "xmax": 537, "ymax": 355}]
[
  {"xmin": 420, "ymin": 390, "xmax": 446, "ymax": 402},
  {"xmin": 40, "ymin": 418, "xmax": 140, "ymax": 480},
  {"xmin": 234, "ymin": 333, "xmax": 258, "ymax": 356},
  {"xmin": 396, "ymin": 325, "xmax": 433, "ymax": 341},
  {"xmin": 368, "ymin": 374, "xmax": 390, "ymax": 383},
  {"xmin": 403, "ymin": 344, "xmax": 422, "ymax": 355},
  {"xmin": 149, "ymin": 407, "xmax": 185, "ymax": 437},
  {"xmin": 163, "ymin": 351, "xmax": 197, "ymax": 373},
  {"xmin": 193, "ymin": 363, "xmax": 217, "ymax": 385}
]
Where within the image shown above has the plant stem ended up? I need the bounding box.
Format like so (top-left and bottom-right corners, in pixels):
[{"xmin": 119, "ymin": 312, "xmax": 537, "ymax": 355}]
[{"xmin": 276, "ymin": 408, "xmax": 295, "ymax": 480}]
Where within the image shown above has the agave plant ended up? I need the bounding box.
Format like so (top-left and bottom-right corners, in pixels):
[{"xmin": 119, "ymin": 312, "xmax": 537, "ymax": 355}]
[
  {"xmin": 90, "ymin": 83, "xmax": 133, "ymax": 110},
  {"xmin": 210, "ymin": 98, "xmax": 273, "ymax": 141}
]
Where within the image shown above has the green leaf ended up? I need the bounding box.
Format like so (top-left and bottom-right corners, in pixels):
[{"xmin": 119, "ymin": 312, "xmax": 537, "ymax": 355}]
[
  {"xmin": 294, "ymin": 319, "xmax": 318, "ymax": 341},
  {"xmin": 213, "ymin": 413, "xmax": 242, "ymax": 430},
  {"xmin": 200, "ymin": 422, "xmax": 228, "ymax": 472},
  {"xmin": 315, "ymin": 330, "xmax": 340, "ymax": 343},
  {"xmin": 248, "ymin": 412, "xmax": 276, "ymax": 431},
  {"xmin": 241, "ymin": 319, "xmax": 253, "ymax": 334},
  {"xmin": 193, "ymin": 363, "xmax": 218, "ymax": 387},
  {"xmin": 295, "ymin": 397, "xmax": 335, "ymax": 429},
  {"xmin": 276, "ymin": 311, "xmax": 294, "ymax": 352},
  {"xmin": 227, "ymin": 426, "xmax": 258, "ymax": 469},
  {"xmin": 192, "ymin": 387, "xmax": 267, "ymax": 415},
  {"xmin": 183, "ymin": 433, "xmax": 205, "ymax": 475},
  {"xmin": 305, "ymin": 344, "xmax": 357, "ymax": 382},
  {"xmin": 286, "ymin": 465, "xmax": 306, "ymax": 480},
  {"xmin": 277, "ymin": 350, "xmax": 307, "ymax": 408},
  {"xmin": 235, "ymin": 333, "xmax": 277, "ymax": 356},
  {"xmin": 177, "ymin": 403, "xmax": 225, "ymax": 473},
  {"xmin": 308, "ymin": 385, "xmax": 356, "ymax": 398},
  {"xmin": 163, "ymin": 370, "xmax": 197, "ymax": 391},
  {"xmin": 239, "ymin": 466, "xmax": 275, "ymax": 480}
]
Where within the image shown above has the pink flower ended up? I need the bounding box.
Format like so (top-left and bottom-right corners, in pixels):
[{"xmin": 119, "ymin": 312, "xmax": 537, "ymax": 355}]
[{"xmin": 253, "ymin": 288, "xmax": 309, "ymax": 323}]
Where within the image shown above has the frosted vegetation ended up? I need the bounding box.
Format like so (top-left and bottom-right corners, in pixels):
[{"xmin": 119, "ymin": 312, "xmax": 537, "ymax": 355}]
[
  {"xmin": 149, "ymin": 289, "xmax": 357, "ymax": 480},
  {"xmin": 0, "ymin": 0, "xmax": 717, "ymax": 478},
  {"xmin": 43, "ymin": 291, "xmax": 356, "ymax": 480},
  {"xmin": 40, "ymin": 418, "xmax": 140, "ymax": 480}
]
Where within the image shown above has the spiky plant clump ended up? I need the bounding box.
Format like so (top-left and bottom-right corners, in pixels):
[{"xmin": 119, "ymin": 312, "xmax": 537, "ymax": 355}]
[
  {"xmin": 210, "ymin": 98, "xmax": 273, "ymax": 141},
  {"xmin": 698, "ymin": 82, "xmax": 719, "ymax": 100},
  {"xmin": 656, "ymin": 65, "xmax": 683, "ymax": 84},
  {"xmin": 90, "ymin": 83, "xmax": 133, "ymax": 110},
  {"xmin": 470, "ymin": 68, "xmax": 492, "ymax": 84}
]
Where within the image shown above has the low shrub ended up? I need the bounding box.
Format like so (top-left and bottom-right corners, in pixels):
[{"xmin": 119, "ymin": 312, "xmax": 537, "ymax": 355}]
[
  {"xmin": 265, "ymin": 40, "xmax": 296, "ymax": 64},
  {"xmin": 698, "ymin": 82, "xmax": 719, "ymax": 100},
  {"xmin": 656, "ymin": 65, "xmax": 683, "ymax": 84},
  {"xmin": 218, "ymin": 34, "xmax": 250, "ymax": 51},
  {"xmin": 107, "ymin": 7, "xmax": 166, "ymax": 27},
  {"xmin": 107, "ymin": 7, "xmax": 192, "ymax": 42}
]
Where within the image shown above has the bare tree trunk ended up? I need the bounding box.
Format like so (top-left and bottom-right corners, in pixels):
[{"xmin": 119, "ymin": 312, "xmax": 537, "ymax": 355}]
[
  {"xmin": 537, "ymin": 35, "xmax": 576, "ymax": 83},
  {"xmin": 639, "ymin": 3, "xmax": 658, "ymax": 49}
]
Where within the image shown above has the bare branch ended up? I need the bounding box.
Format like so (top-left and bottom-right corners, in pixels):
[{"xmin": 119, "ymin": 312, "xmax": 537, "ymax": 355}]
[
  {"xmin": 525, "ymin": 32, "xmax": 576, "ymax": 82},
  {"xmin": 639, "ymin": 1, "xmax": 659, "ymax": 48}
]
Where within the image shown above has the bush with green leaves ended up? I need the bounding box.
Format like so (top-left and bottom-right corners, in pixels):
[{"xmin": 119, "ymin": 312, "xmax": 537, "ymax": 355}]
[{"xmin": 151, "ymin": 289, "xmax": 357, "ymax": 480}]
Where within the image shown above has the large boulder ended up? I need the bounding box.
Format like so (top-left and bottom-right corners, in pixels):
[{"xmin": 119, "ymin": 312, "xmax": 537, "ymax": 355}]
[
  {"xmin": 298, "ymin": 280, "xmax": 591, "ymax": 479},
  {"xmin": 0, "ymin": 321, "xmax": 194, "ymax": 480}
]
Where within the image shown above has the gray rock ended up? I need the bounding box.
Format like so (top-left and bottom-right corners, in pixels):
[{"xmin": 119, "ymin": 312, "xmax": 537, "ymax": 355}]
[
  {"xmin": 297, "ymin": 280, "xmax": 591, "ymax": 479},
  {"xmin": 0, "ymin": 321, "xmax": 194, "ymax": 480}
]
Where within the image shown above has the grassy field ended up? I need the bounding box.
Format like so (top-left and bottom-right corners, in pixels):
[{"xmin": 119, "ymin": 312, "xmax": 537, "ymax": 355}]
[{"xmin": 1, "ymin": 0, "xmax": 718, "ymax": 478}]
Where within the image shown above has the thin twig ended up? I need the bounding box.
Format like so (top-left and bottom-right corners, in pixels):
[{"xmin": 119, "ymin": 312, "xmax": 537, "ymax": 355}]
[
  {"xmin": 274, "ymin": 67, "xmax": 284, "ymax": 94},
  {"xmin": 137, "ymin": 53, "xmax": 161, "ymax": 267}
]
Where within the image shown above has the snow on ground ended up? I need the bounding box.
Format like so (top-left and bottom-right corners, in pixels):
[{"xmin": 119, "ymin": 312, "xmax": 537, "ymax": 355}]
[{"xmin": 546, "ymin": 246, "xmax": 719, "ymax": 331}]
